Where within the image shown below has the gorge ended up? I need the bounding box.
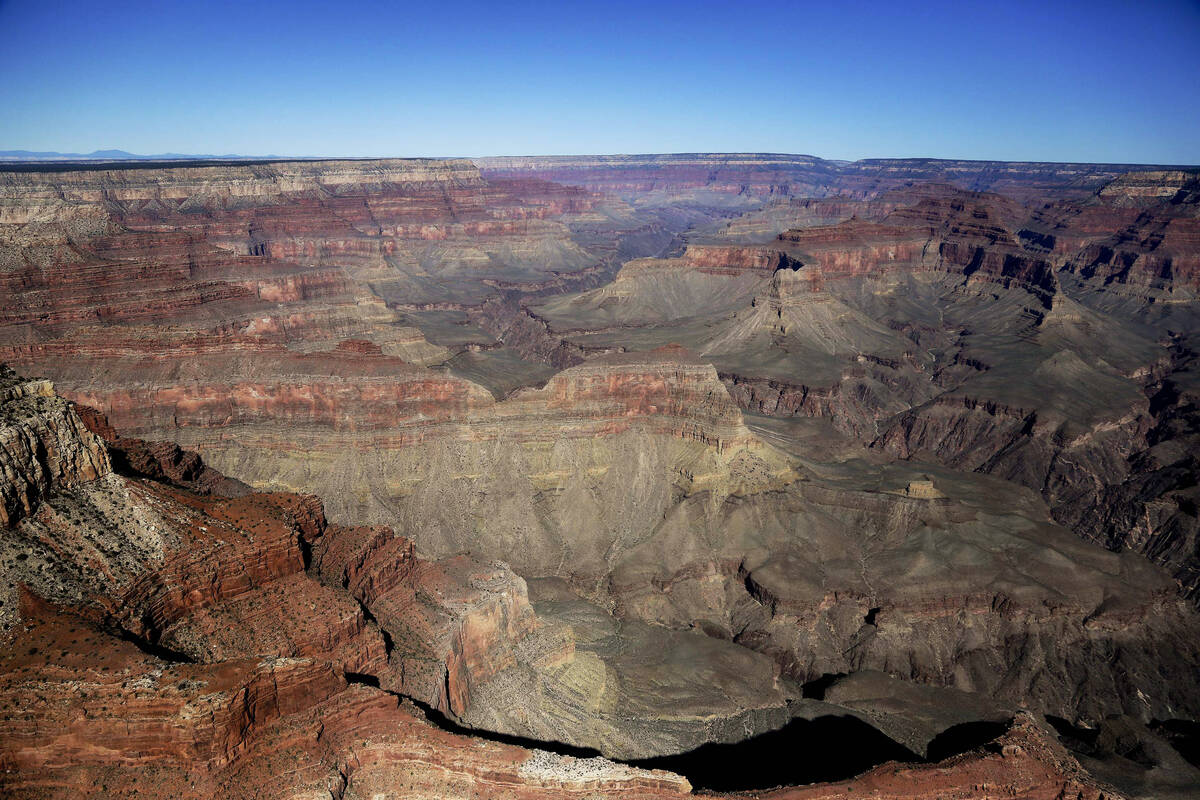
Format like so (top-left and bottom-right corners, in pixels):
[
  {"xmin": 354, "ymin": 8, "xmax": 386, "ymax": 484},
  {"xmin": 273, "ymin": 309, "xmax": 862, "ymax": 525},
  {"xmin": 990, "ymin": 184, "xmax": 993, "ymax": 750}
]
[{"xmin": 2, "ymin": 153, "xmax": 1199, "ymax": 799}]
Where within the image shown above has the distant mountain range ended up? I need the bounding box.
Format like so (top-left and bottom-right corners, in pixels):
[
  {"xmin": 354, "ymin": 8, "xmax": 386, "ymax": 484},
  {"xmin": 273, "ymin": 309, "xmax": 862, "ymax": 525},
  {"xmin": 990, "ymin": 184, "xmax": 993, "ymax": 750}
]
[{"xmin": 0, "ymin": 149, "xmax": 279, "ymax": 161}]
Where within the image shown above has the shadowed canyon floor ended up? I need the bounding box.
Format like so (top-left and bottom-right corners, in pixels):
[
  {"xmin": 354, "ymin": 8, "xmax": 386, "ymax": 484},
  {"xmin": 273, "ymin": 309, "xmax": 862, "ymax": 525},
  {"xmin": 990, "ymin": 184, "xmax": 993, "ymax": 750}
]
[{"xmin": 2, "ymin": 154, "xmax": 1200, "ymax": 798}]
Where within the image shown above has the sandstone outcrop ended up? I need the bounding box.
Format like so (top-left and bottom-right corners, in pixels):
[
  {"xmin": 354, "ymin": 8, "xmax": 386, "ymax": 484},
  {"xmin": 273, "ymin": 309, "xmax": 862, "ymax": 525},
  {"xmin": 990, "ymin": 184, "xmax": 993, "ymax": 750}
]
[
  {"xmin": 1, "ymin": 596, "xmax": 1126, "ymax": 800},
  {"xmin": 0, "ymin": 367, "xmax": 109, "ymax": 528}
]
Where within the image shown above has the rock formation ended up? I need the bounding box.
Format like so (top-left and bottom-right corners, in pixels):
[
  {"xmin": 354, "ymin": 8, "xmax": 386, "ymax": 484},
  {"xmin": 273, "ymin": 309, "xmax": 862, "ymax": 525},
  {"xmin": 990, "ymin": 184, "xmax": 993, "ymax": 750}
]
[
  {"xmin": 2, "ymin": 372, "xmax": 1160, "ymax": 799},
  {"xmin": 2, "ymin": 154, "xmax": 1199, "ymax": 798}
]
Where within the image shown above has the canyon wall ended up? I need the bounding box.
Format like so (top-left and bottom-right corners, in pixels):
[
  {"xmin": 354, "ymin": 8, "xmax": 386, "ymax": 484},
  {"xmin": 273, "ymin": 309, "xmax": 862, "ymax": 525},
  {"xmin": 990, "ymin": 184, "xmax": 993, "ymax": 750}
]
[{"xmin": 2, "ymin": 155, "xmax": 1199, "ymax": 798}]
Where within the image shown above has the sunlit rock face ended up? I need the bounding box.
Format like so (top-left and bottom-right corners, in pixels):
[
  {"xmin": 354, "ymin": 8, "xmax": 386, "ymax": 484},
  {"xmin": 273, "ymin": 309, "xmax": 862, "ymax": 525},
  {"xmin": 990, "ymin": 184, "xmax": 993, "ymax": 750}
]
[{"xmin": 1, "ymin": 155, "xmax": 1199, "ymax": 799}]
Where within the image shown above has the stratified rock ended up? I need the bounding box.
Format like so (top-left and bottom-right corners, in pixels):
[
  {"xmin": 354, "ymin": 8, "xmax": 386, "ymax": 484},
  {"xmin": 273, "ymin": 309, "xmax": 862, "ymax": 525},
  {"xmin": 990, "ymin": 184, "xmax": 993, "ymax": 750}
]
[
  {"xmin": 0, "ymin": 367, "xmax": 109, "ymax": 528},
  {"xmin": 0, "ymin": 380, "xmax": 1132, "ymax": 796},
  {"xmin": 0, "ymin": 598, "xmax": 695, "ymax": 800},
  {"xmin": 0, "ymin": 372, "xmax": 804, "ymax": 762},
  {"xmin": 478, "ymin": 153, "xmax": 1166, "ymax": 204}
]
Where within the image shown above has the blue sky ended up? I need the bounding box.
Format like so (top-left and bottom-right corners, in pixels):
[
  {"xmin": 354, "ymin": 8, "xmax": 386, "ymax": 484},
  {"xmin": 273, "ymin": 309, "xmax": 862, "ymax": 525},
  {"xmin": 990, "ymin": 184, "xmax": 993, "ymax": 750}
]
[{"xmin": 1, "ymin": 0, "xmax": 1198, "ymax": 162}]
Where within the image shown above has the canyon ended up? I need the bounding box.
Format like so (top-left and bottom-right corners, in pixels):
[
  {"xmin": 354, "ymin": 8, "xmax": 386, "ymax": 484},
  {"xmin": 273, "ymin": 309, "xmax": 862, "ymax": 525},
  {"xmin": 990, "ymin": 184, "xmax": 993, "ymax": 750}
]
[{"xmin": 1, "ymin": 153, "xmax": 1199, "ymax": 799}]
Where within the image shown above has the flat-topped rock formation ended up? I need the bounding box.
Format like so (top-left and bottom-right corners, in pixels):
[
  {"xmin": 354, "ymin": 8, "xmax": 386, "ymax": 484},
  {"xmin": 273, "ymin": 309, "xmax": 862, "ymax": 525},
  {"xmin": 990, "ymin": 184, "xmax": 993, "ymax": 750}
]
[
  {"xmin": 478, "ymin": 153, "xmax": 1184, "ymax": 204},
  {"xmin": 521, "ymin": 176, "xmax": 1200, "ymax": 606}
]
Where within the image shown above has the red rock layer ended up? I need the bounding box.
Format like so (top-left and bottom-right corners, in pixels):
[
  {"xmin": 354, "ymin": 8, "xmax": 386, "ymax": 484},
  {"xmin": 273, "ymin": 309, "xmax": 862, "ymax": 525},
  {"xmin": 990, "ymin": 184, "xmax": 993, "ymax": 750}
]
[
  {"xmin": 774, "ymin": 189, "xmax": 1059, "ymax": 298},
  {"xmin": 0, "ymin": 372, "xmax": 1149, "ymax": 799},
  {"xmin": 13, "ymin": 342, "xmax": 759, "ymax": 459},
  {"xmin": 0, "ymin": 159, "xmax": 610, "ymax": 334},
  {"xmin": 0, "ymin": 598, "xmax": 1122, "ymax": 800},
  {"xmin": 308, "ymin": 521, "xmax": 549, "ymax": 716},
  {"xmin": 665, "ymin": 244, "xmax": 802, "ymax": 276},
  {"xmin": 0, "ymin": 599, "xmax": 691, "ymax": 800}
]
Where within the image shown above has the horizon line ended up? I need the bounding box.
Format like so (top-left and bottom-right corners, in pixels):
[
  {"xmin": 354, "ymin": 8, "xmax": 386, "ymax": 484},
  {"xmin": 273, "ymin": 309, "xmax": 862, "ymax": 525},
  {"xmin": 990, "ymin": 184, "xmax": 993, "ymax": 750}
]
[{"xmin": 2, "ymin": 150, "xmax": 1199, "ymax": 170}]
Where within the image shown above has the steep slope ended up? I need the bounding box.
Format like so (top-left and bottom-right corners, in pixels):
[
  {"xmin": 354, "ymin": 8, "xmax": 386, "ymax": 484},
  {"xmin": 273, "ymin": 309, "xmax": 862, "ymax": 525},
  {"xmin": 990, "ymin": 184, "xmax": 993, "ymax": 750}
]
[
  {"xmin": 0, "ymin": 371, "xmax": 1185, "ymax": 799},
  {"xmin": 24, "ymin": 337, "xmax": 1197, "ymax": 730},
  {"xmin": 0, "ymin": 157, "xmax": 685, "ymax": 411},
  {"xmin": 4, "ymin": 152, "xmax": 1200, "ymax": 799},
  {"xmin": 0, "ymin": 373, "xmax": 815, "ymax": 760},
  {"xmin": 523, "ymin": 175, "xmax": 1200, "ymax": 604}
]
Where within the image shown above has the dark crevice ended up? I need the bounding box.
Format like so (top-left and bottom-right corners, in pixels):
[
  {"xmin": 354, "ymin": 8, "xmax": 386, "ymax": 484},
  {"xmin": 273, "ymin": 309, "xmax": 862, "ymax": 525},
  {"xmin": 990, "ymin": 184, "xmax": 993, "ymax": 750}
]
[
  {"xmin": 801, "ymin": 671, "xmax": 846, "ymax": 700},
  {"xmin": 1151, "ymin": 719, "xmax": 1200, "ymax": 768},
  {"xmin": 296, "ymin": 535, "xmax": 314, "ymax": 570},
  {"xmin": 1046, "ymin": 715, "xmax": 1099, "ymax": 751},
  {"xmin": 627, "ymin": 715, "xmax": 921, "ymax": 791},
  {"xmin": 340, "ymin": 673, "xmax": 1006, "ymax": 792},
  {"xmin": 343, "ymin": 671, "xmax": 380, "ymax": 688},
  {"xmin": 311, "ymin": 560, "xmax": 395, "ymax": 658},
  {"xmin": 109, "ymin": 624, "xmax": 195, "ymax": 663},
  {"xmin": 351, "ymin": 598, "xmax": 393, "ymax": 657}
]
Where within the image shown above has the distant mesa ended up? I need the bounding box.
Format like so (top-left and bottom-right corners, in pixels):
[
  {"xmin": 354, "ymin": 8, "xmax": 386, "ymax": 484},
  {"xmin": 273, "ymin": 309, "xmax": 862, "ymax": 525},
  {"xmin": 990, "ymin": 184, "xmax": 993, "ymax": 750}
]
[{"xmin": 0, "ymin": 148, "xmax": 281, "ymax": 161}]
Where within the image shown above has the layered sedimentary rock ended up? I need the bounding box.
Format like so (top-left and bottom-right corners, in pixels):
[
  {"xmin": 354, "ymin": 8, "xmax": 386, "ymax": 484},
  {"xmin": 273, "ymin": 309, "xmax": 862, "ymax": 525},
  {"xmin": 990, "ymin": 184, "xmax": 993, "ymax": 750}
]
[
  {"xmin": 0, "ymin": 370, "xmax": 1142, "ymax": 800},
  {"xmin": 0, "ymin": 156, "xmax": 684, "ymax": 410},
  {"xmin": 0, "ymin": 599, "xmax": 697, "ymax": 800},
  {"xmin": 105, "ymin": 346, "xmax": 794, "ymax": 581},
  {"xmin": 2, "ymin": 154, "xmax": 1200, "ymax": 798},
  {"xmin": 0, "ymin": 156, "xmax": 673, "ymax": 310},
  {"xmin": 477, "ymin": 153, "xmax": 844, "ymax": 206},
  {"xmin": 478, "ymin": 153, "xmax": 1182, "ymax": 205},
  {"xmin": 22, "ymin": 337, "xmax": 1196, "ymax": 737},
  {"xmin": 0, "ymin": 367, "xmax": 109, "ymax": 527},
  {"xmin": 0, "ymin": 375, "xmax": 801, "ymax": 761},
  {"xmin": 526, "ymin": 173, "xmax": 1200, "ymax": 606},
  {"xmin": 10, "ymin": 274, "xmax": 1198, "ymax": 735},
  {"xmin": 0, "ymin": 601, "xmax": 1124, "ymax": 800}
]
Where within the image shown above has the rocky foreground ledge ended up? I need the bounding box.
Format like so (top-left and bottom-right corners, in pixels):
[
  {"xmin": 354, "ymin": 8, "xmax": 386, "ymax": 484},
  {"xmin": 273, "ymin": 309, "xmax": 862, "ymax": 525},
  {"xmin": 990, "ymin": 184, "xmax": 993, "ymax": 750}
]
[{"xmin": 0, "ymin": 370, "xmax": 1128, "ymax": 799}]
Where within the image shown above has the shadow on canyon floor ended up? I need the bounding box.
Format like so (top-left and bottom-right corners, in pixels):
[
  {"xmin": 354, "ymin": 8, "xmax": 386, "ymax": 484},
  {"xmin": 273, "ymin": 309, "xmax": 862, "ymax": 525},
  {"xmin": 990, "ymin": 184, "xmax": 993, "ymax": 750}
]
[
  {"xmin": 342, "ymin": 673, "xmax": 1018, "ymax": 791},
  {"xmin": 627, "ymin": 715, "xmax": 921, "ymax": 791}
]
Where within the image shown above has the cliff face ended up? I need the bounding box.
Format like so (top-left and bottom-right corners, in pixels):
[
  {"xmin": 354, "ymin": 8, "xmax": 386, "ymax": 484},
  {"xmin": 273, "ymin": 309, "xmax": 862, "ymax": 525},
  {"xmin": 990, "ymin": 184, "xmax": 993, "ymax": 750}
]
[
  {"xmin": 0, "ymin": 373, "xmax": 1143, "ymax": 800},
  {"xmin": 477, "ymin": 153, "xmax": 843, "ymax": 205},
  {"xmin": 0, "ymin": 376, "xmax": 800, "ymax": 763},
  {"xmin": 477, "ymin": 153, "xmax": 1178, "ymax": 204},
  {"xmin": 2, "ymin": 154, "xmax": 1200, "ymax": 798},
  {"xmin": 521, "ymin": 175, "xmax": 1200, "ymax": 607},
  {"xmin": 54, "ymin": 346, "xmax": 794, "ymax": 583},
  {"xmin": 0, "ymin": 600, "xmax": 697, "ymax": 800},
  {"xmin": 0, "ymin": 156, "xmax": 697, "ymax": 470},
  {"xmin": 0, "ymin": 368, "xmax": 109, "ymax": 527},
  {"xmin": 2, "ymin": 603, "xmax": 1119, "ymax": 800},
  {"xmin": 19, "ymin": 344, "xmax": 1195, "ymax": 735},
  {"xmin": 0, "ymin": 157, "xmax": 621, "ymax": 323},
  {"xmin": 772, "ymin": 189, "xmax": 1059, "ymax": 299}
]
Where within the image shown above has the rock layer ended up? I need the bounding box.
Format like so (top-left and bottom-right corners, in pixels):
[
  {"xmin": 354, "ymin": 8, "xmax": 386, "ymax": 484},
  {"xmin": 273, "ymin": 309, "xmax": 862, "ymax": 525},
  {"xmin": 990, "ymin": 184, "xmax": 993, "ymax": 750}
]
[
  {"xmin": 0, "ymin": 372, "xmax": 1131, "ymax": 800},
  {"xmin": 2, "ymin": 154, "xmax": 1200, "ymax": 798}
]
